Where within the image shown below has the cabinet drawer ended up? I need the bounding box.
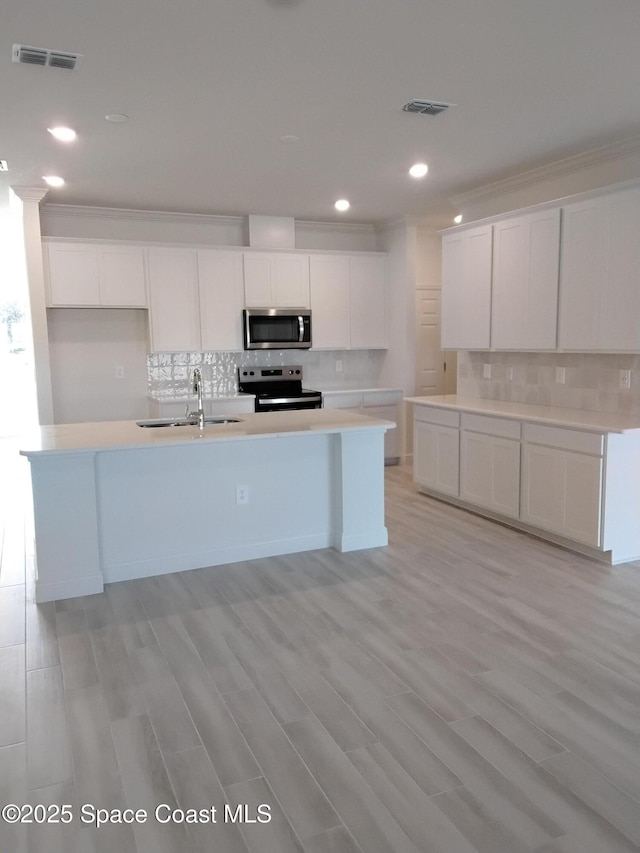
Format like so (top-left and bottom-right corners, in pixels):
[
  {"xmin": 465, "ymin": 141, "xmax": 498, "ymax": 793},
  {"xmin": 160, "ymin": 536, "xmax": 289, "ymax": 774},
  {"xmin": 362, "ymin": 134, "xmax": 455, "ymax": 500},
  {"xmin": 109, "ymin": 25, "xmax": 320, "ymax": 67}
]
[
  {"xmin": 461, "ymin": 413, "xmax": 521, "ymax": 440},
  {"xmin": 323, "ymin": 392, "xmax": 363, "ymax": 410},
  {"xmin": 414, "ymin": 406, "xmax": 460, "ymax": 428},
  {"xmin": 523, "ymin": 423, "xmax": 604, "ymax": 455}
]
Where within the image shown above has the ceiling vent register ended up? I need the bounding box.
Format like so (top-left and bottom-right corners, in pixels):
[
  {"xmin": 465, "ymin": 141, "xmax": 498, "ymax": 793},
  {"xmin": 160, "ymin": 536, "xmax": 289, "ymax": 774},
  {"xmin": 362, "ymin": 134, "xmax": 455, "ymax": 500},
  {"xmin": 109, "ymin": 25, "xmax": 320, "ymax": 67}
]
[
  {"xmin": 402, "ymin": 99, "xmax": 454, "ymax": 116},
  {"xmin": 12, "ymin": 44, "xmax": 82, "ymax": 70}
]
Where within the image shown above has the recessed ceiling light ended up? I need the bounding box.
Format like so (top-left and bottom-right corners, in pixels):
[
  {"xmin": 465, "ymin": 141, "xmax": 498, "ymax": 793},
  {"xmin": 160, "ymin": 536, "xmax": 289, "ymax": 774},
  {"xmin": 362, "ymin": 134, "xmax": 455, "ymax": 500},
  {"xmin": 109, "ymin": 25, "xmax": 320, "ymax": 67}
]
[
  {"xmin": 335, "ymin": 199, "xmax": 350, "ymax": 212},
  {"xmin": 43, "ymin": 175, "xmax": 65, "ymax": 187},
  {"xmin": 280, "ymin": 134, "xmax": 299, "ymax": 144},
  {"xmin": 454, "ymin": 214, "xmax": 463, "ymax": 224},
  {"xmin": 105, "ymin": 113, "xmax": 128, "ymax": 123},
  {"xmin": 47, "ymin": 126, "xmax": 76, "ymax": 142},
  {"xmin": 409, "ymin": 163, "xmax": 428, "ymax": 179}
]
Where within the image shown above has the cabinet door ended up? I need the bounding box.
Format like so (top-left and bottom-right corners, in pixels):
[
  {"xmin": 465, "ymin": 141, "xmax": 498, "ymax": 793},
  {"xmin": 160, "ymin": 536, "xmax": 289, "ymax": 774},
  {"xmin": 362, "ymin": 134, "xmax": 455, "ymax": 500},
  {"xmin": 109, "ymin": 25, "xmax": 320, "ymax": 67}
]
[
  {"xmin": 414, "ymin": 421, "xmax": 459, "ymax": 496},
  {"xmin": 441, "ymin": 225, "xmax": 492, "ymax": 349},
  {"xmin": 460, "ymin": 431, "xmax": 520, "ymax": 518},
  {"xmin": 244, "ymin": 253, "xmax": 310, "ymax": 307},
  {"xmin": 492, "ymin": 209, "xmax": 560, "ymax": 350},
  {"xmin": 522, "ymin": 444, "xmax": 602, "ymax": 546},
  {"xmin": 309, "ymin": 255, "xmax": 350, "ymax": 349},
  {"xmin": 274, "ymin": 254, "xmax": 310, "ymax": 307},
  {"xmin": 100, "ymin": 246, "xmax": 147, "ymax": 307},
  {"xmin": 348, "ymin": 256, "xmax": 387, "ymax": 349},
  {"xmin": 558, "ymin": 198, "xmax": 604, "ymax": 350},
  {"xmin": 243, "ymin": 254, "xmax": 273, "ymax": 306},
  {"xmin": 147, "ymin": 248, "xmax": 200, "ymax": 352},
  {"xmin": 46, "ymin": 243, "xmax": 101, "ymax": 306},
  {"xmin": 198, "ymin": 251, "xmax": 244, "ymax": 351},
  {"xmin": 601, "ymin": 187, "xmax": 640, "ymax": 350}
]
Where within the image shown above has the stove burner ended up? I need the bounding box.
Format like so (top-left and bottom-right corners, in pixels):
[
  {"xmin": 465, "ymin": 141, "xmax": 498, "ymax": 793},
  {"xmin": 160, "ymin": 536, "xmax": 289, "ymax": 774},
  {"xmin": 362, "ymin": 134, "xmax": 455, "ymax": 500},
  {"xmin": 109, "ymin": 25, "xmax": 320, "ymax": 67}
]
[{"xmin": 237, "ymin": 366, "xmax": 322, "ymax": 412}]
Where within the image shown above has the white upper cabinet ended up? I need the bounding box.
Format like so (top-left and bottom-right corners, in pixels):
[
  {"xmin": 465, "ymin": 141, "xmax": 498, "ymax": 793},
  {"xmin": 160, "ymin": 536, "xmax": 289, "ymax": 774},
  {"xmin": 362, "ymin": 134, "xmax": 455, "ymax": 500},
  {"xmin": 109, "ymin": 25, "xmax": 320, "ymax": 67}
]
[
  {"xmin": 46, "ymin": 242, "xmax": 146, "ymax": 308},
  {"xmin": 559, "ymin": 186, "xmax": 640, "ymax": 351},
  {"xmin": 309, "ymin": 255, "xmax": 350, "ymax": 349},
  {"xmin": 441, "ymin": 224, "xmax": 492, "ymax": 349},
  {"xmin": 198, "ymin": 250, "xmax": 244, "ymax": 351},
  {"xmin": 243, "ymin": 252, "xmax": 310, "ymax": 308},
  {"xmin": 348, "ymin": 255, "xmax": 387, "ymax": 349},
  {"xmin": 147, "ymin": 248, "xmax": 200, "ymax": 352},
  {"xmin": 491, "ymin": 208, "xmax": 560, "ymax": 350}
]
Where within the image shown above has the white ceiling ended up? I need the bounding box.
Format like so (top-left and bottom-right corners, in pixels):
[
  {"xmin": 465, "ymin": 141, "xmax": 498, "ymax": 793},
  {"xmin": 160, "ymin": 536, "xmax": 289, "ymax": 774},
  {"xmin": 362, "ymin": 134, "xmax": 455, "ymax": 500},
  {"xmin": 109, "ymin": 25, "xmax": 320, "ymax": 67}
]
[{"xmin": 3, "ymin": 0, "xmax": 640, "ymax": 226}]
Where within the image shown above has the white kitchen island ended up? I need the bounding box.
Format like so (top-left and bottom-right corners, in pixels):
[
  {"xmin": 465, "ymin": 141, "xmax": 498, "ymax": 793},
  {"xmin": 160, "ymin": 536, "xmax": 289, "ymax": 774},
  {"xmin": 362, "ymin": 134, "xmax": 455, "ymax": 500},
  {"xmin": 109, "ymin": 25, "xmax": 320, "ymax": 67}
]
[{"xmin": 20, "ymin": 408, "xmax": 394, "ymax": 603}]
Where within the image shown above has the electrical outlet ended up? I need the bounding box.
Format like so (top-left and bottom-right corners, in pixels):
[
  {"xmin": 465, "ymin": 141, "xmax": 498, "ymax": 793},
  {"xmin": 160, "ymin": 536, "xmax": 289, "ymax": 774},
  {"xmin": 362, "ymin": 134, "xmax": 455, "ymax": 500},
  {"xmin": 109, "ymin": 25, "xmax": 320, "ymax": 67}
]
[
  {"xmin": 236, "ymin": 485, "xmax": 249, "ymax": 505},
  {"xmin": 620, "ymin": 369, "xmax": 632, "ymax": 389},
  {"xmin": 335, "ymin": 360, "xmax": 343, "ymax": 373},
  {"xmin": 555, "ymin": 366, "xmax": 566, "ymax": 384},
  {"xmin": 115, "ymin": 365, "xmax": 125, "ymax": 380},
  {"xmin": 483, "ymin": 363, "xmax": 491, "ymax": 379}
]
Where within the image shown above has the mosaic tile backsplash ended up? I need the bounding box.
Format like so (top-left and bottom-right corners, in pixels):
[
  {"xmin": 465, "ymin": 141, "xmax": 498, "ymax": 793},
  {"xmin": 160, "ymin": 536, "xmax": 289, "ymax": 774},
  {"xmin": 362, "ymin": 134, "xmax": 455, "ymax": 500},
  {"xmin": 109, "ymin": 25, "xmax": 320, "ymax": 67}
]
[
  {"xmin": 147, "ymin": 349, "xmax": 386, "ymax": 398},
  {"xmin": 458, "ymin": 351, "xmax": 640, "ymax": 415}
]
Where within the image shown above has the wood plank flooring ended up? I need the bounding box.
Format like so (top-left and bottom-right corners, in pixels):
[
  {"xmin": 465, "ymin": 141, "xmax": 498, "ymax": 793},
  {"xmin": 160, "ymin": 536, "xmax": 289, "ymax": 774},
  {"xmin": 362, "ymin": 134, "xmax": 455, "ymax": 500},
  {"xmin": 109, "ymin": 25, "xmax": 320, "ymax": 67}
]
[{"xmin": 2, "ymin": 443, "xmax": 640, "ymax": 852}]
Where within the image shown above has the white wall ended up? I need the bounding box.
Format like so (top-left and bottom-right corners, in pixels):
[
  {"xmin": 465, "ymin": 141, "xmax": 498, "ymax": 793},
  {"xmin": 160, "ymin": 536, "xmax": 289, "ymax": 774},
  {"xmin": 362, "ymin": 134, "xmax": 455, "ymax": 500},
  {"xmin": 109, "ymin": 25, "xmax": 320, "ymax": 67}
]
[{"xmin": 48, "ymin": 309, "xmax": 150, "ymax": 423}]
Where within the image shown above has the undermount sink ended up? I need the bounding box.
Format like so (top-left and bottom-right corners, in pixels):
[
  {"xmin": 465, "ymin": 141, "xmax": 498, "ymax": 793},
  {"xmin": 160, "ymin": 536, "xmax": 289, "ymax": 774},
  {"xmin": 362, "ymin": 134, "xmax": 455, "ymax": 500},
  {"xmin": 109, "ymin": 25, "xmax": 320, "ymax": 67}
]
[{"xmin": 136, "ymin": 417, "xmax": 242, "ymax": 428}]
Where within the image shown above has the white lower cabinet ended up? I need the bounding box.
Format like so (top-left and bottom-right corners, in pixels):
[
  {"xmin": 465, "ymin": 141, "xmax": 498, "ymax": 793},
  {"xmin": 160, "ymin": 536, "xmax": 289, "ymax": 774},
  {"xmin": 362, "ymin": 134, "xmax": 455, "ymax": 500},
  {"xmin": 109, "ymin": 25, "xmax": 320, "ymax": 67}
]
[
  {"xmin": 460, "ymin": 415, "xmax": 520, "ymax": 518},
  {"xmin": 410, "ymin": 401, "xmax": 640, "ymax": 564},
  {"xmin": 521, "ymin": 425, "xmax": 603, "ymax": 546},
  {"xmin": 413, "ymin": 407, "xmax": 460, "ymax": 496}
]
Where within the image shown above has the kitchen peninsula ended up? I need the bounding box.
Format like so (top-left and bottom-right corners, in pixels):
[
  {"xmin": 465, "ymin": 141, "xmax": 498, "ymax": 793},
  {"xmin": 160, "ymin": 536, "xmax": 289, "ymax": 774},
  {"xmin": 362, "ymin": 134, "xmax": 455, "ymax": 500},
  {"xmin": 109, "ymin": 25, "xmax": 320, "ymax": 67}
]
[{"xmin": 20, "ymin": 408, "xmax": 394, "ymax": 603}]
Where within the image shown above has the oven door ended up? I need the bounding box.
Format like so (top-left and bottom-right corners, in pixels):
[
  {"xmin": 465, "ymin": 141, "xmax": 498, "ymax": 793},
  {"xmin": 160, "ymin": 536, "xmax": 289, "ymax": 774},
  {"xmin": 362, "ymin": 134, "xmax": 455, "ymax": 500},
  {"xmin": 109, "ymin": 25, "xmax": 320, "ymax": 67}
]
[
  {"xmin": 243, "ymin": 309, "xmax": 312, "ymax": 350},
  {"xmin": 254, "ymin": 394, "xmax": 323, "ymax": 412}
]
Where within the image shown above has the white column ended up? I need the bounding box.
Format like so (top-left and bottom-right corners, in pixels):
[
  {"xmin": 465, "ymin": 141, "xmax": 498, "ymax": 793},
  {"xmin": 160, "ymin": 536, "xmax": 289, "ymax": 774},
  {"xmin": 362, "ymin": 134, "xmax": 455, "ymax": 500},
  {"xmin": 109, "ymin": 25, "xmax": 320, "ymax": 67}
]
[
  {"xmin": 10, "ymin": 187, "xmax": 53, "ymax": 425},
  {"xmin": 331, "ymin": 428, "xmax": 388, "ymax": 551}
]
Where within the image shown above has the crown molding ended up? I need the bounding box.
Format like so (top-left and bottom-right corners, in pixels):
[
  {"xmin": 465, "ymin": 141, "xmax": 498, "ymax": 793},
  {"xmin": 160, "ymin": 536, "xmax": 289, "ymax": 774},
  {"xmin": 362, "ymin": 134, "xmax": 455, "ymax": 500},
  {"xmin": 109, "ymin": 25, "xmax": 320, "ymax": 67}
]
[
  {"xmin": 39, "ymin": 203, "xmax": 244, "ymax": 227},
  {"xmin": 11, "ymin": 186, "xmax": 49, "ymax": 203},
  {"xmin": 449, "ymin": 135, "xmax": 640, "ymax": 209},
  {"xmin": 295, "ymin": 218, "xmax": 376, "ymax": 234}
]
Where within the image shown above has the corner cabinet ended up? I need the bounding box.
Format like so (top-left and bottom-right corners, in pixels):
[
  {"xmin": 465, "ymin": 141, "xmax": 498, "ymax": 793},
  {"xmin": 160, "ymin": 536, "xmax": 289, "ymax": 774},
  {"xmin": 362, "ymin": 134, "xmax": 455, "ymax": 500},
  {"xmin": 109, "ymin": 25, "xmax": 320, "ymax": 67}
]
[
  {"xmin": 559, "ymin": 186, "xmax": 640, "ymax": 351},
  {"xmin": 441, "ymin": 225, "xmax": 492, "ymax": 349},
  {"xmin": 45, "ymin": 242, "xmax": 147, "ymax": 308}
]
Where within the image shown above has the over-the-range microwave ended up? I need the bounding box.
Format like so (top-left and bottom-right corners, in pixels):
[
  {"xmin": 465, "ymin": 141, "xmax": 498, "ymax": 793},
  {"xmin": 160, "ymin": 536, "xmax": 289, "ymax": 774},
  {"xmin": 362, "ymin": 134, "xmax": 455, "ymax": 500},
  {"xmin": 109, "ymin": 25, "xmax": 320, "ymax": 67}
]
[{"xmin": 243, "ymin": 308, "xmax": 312, "ymax": 350}]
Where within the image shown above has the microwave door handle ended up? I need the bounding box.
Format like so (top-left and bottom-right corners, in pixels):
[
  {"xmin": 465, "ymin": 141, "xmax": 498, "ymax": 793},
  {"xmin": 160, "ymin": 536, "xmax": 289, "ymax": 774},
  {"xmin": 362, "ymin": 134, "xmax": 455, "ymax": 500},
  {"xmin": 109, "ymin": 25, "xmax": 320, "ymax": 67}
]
[{"xmin": 298, "ymin": 315, "xmax": 304, "ymax": 342}]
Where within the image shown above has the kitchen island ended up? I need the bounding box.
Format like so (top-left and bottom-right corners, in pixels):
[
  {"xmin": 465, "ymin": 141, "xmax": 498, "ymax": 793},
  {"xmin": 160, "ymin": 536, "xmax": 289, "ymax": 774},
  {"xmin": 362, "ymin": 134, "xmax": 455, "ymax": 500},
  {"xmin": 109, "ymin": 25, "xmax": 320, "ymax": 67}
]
[{"xmin": 20, "ymin": 408, "xmax": 394, "ymax": 603}]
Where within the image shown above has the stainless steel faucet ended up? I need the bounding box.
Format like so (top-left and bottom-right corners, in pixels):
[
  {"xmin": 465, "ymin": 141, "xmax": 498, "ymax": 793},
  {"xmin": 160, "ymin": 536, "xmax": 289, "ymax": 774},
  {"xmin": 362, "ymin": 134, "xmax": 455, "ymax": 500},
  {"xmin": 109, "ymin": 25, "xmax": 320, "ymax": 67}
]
[{"xmin": 186, "ymin": 367, "xmax": 205, "ymax": 430}]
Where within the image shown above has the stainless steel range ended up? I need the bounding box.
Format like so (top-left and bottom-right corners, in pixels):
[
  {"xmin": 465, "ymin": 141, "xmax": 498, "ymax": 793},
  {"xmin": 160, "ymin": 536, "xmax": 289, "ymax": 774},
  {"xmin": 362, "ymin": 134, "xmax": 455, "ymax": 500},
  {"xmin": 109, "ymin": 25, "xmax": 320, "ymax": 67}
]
[{"xmin": 237, "ymin": 365, "xmax": 322, "ymax": 412}]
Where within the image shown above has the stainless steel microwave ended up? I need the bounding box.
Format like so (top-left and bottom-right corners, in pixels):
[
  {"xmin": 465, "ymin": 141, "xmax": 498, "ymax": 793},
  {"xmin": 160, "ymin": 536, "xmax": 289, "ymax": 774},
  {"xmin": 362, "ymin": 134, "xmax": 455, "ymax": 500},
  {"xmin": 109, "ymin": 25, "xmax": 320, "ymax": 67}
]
[{"xmin": 243, "ymin": 308, "xmax": 312, "ymax": 350}]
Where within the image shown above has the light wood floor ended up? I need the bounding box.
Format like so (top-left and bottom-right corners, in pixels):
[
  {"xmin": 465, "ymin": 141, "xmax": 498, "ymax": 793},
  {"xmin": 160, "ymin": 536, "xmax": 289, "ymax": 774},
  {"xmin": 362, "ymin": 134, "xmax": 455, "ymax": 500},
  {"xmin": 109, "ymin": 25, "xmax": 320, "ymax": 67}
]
[{"xmin": 2, "ymin": 446, "xmax": 640, "ymax": 853}]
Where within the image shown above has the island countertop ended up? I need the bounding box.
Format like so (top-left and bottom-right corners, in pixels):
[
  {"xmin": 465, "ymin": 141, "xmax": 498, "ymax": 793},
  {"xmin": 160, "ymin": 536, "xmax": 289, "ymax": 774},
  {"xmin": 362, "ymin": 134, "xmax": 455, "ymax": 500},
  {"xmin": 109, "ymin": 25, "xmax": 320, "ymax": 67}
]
[
  {"xmin": 20, "ymin": 407, "xmax": 395, "ymax": 457},
  {"xmin": 405, "ymin": 394, "xmax": 640, "ymax": 435}
]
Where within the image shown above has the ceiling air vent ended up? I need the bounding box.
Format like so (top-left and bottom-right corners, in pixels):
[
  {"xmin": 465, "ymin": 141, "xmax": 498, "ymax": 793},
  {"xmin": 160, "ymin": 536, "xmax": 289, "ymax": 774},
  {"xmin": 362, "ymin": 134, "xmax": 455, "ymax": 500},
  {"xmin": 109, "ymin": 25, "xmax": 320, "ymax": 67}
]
[
  {"xmin": 402, "ymin": 99, "xmax": 454, "ymax": 116},
  {"xmin": 12, "ymin": 44, "xmax": 82, "ymax": 71}
]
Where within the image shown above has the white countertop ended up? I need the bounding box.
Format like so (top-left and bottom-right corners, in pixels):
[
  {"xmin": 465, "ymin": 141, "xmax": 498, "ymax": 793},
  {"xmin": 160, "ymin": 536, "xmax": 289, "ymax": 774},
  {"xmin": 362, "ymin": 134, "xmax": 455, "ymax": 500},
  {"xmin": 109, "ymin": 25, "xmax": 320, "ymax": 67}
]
[
  {"xmin": 405, "ymin": 395, "xmax": 640, "ymax": 435},
  {"xmin": 20, "ymin": 408, "xmax": 394, "ymax": 457}
]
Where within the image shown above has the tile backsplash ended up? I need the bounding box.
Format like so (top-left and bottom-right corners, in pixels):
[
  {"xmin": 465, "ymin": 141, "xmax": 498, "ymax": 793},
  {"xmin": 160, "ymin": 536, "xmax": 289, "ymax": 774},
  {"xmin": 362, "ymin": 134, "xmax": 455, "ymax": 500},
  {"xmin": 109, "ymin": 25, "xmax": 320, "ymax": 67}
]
[
  {"xmin": 148, "ymin": 349, "xmax": 385, "ymax": 398},
  {"xmin": 458, "ymin": 352, "xmax": 640, "ymax": 415}
]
